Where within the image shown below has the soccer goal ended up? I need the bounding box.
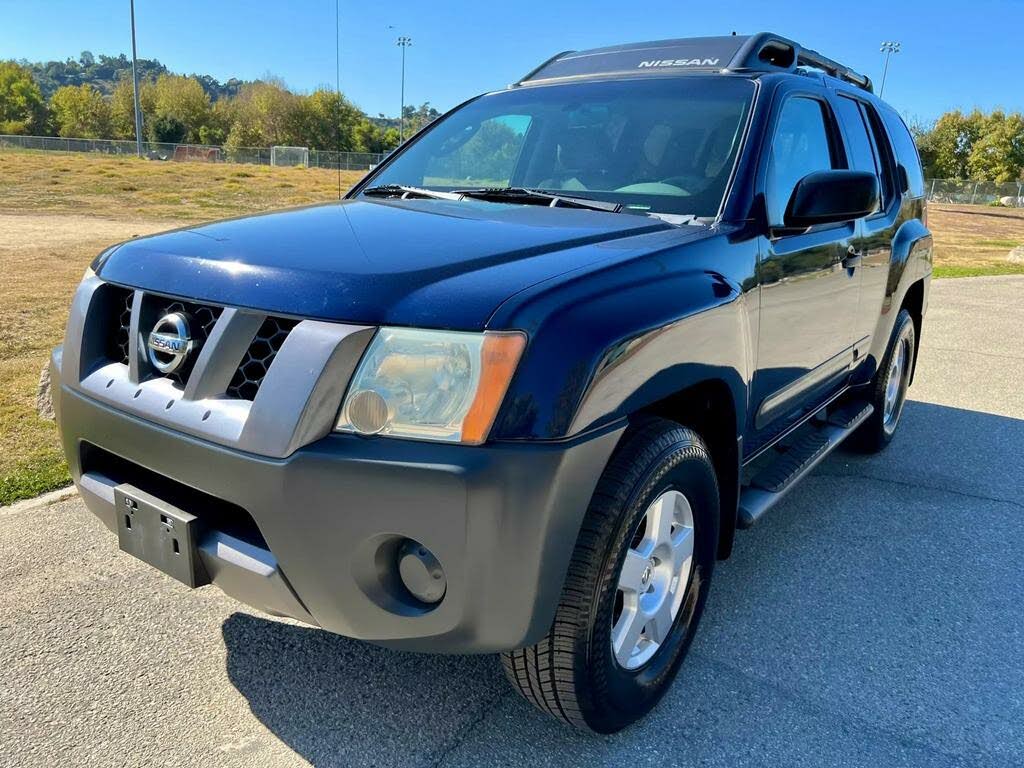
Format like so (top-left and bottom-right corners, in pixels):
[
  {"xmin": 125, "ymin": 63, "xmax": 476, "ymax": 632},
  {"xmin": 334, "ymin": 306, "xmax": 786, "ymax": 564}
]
[{"xmin": 270, "ymin": 146, "xmax": 310, "ymax": 168}]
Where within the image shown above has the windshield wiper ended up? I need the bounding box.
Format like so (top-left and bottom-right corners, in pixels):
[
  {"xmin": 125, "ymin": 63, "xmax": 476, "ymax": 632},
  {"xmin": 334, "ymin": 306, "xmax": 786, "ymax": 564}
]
[
  {"xmin": 362, "ymin": 184, "xmax": 465, "ymax": 201},
  {"xmin": 363, "ymin": 184, "xmax": 623, "ymax": 214},
  {"xmin": 455, "ymin": 187, "xmax": 623, "ymax": 213}
]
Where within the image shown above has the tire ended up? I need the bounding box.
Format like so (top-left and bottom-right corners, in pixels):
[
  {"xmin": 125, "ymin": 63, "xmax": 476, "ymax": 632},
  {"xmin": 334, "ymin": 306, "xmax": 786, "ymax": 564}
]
[
  {"xmin": 852, "ymin": 308, "xmax": 916, "ymax": 452},
  {"xmin": 501, "ymin": 418, "xmax": 719, "ymax": 733}
]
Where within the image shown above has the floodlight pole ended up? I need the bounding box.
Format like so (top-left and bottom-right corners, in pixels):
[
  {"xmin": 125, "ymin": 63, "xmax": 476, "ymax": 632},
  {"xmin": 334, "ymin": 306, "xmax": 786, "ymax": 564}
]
[
  {"xmin": 879, "ymin": 41, "xmax": 901, "ymax": 99},
  {"xmin": 397, "ymin": 36, "xmax": 412, "ymax": 143},
  {"xmin": 130, "ymin": 0, "xmax": 144, "ymax": 157}
]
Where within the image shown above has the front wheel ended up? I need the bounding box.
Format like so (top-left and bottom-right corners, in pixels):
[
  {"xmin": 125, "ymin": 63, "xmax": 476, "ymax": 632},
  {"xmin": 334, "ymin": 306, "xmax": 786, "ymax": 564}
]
[{"xmin": 501, "ymin": 418, "xmax": 719, "ymax": 733}]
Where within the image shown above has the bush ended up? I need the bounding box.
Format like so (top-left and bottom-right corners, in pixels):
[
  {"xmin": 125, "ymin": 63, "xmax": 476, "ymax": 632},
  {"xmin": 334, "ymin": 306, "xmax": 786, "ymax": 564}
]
[
  {"xmin": 0, "ymin": 119, "xmax": 31, "ymax": 135},
  {"xmin": 148, "ymin": 114, "xmax": 186, "ymax": 143}
]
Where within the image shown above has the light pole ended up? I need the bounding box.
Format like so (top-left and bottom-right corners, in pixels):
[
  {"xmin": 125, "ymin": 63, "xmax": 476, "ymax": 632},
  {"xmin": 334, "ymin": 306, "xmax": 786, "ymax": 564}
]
[
  {"xmin": 129, "ymin": 0, "xmax": 144, "ymax": 157},
  {"xmin": 396, "ymin": 36, "xmax": 412, "ymax": 143},
  {"xmin": 879, "ymin": 41, "xmax": 901, "ymax": 99}
]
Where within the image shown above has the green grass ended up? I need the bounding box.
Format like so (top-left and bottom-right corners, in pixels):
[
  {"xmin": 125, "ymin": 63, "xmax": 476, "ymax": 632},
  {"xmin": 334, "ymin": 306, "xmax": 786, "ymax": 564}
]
[
  {"xmin": 933, "ymin": 263, "xmax": 1024, "ymax": 279},
  {"xmin": 0, "ymin": 447, "xmax": 69, "ymax": 506},
  {"xmin": 976, "ymin": 239, "xmax": 1022, "ymax": 248}
]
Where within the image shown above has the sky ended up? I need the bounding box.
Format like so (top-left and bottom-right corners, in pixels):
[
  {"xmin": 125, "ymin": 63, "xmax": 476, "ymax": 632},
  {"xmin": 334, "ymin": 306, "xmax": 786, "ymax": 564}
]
[{"xmin": 1, "ymin": 0, "xmax": 1022, "ymax": 123}]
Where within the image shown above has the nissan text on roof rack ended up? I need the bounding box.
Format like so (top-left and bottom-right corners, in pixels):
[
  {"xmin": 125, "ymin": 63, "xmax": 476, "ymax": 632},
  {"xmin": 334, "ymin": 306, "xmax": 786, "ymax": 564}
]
[{"xmin": 53, "ymin": 32, "xmax": 931, "ymax": 732}]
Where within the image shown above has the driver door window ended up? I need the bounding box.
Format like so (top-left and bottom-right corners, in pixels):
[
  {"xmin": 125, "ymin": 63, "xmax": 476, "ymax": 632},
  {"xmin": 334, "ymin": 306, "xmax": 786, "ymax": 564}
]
[{"xmin": 766, "ymin": 97, "xmax": 837, "ymax": 226}]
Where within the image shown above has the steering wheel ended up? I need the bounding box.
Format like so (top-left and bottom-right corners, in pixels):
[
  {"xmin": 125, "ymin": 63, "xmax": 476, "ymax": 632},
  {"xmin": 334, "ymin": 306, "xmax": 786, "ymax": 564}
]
[{"xmin": 614, "ymin": 181, "xmax": 689, "ymax": 195}]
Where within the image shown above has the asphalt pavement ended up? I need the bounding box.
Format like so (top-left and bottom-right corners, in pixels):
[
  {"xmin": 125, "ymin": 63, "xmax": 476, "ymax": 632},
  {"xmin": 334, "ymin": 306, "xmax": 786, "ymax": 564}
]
[{"xmin": 2, "ymin": 276, "xmax": 1022, "ymax": 768}]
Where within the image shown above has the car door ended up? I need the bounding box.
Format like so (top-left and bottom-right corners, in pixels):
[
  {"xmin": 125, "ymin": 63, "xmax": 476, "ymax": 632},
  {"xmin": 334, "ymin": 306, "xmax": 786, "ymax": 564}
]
[
  {"xmin": 836, "ymin": 96, "xmax": 901, "ymax": 371},
  {"xmin": 750, "ymin": 89, "xmax": 861, "ymax": 442}
]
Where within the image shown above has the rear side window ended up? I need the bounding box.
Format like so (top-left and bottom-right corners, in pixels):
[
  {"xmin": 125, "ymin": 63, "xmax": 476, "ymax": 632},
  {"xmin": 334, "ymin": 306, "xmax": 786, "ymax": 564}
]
[
  {"xmin": 834, "ymin": 96, "xmax": 881, "ymax": 213},
  {"xmin": 881, "ymin": 110, "xmax": 926, "ymax": 198},
  {"xmin": 834, "ymin": 97, "xmax": 877, "ymax": 171},
  {"xmin": 859, "ymin": 104, "xmax": 897, "ymax": 210},
  {"xmin": 766, "ymin": 97, "xmax": 837, "ymax": 225}
]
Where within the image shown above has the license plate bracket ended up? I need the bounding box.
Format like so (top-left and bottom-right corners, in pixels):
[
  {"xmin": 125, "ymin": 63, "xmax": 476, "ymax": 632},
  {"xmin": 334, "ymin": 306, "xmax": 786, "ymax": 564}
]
[{"xmin": 115, "ymin": 484, "xmax": 210, "ymax": 588}]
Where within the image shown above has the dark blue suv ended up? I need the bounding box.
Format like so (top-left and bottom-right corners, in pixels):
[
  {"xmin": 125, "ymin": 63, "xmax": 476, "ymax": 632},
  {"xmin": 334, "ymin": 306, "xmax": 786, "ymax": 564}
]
[{"xmin": 53, "ymin": 33, "xmax": 931, "ymax": 732}]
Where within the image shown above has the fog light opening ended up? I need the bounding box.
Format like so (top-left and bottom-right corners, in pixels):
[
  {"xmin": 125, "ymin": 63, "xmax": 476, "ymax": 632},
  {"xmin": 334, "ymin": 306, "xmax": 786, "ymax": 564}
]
[{"xmin": 397, "ymin": 538, "xmax": 446, "ymax": 604}]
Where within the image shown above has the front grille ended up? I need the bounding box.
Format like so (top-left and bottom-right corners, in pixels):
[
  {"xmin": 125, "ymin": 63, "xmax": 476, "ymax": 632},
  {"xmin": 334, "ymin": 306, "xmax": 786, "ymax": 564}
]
[
  {"xmin": 227, "ymin": 316, "xmax": 298, "ymax": 400},
  {"xmin": 146, "ymin": 297, "xmax": 223, "ymax": 386},
  {"xmin": 94, "ymin": 285, "xmax": 297, "ymax": 400},
  {"xmin": 109, "ymin": 286, "xmax": 134, "ymax": 366}
]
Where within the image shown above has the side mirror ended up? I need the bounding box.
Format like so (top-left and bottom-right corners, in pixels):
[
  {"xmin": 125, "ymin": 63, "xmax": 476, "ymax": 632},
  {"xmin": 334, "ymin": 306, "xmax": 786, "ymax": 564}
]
[{"xmin": 783, "ymin": 170, "xmax": 880, "ymax": 229}]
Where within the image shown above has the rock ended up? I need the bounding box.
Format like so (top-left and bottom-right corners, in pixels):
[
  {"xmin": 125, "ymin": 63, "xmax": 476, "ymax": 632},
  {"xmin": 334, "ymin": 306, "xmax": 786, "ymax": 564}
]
[
  {"xmin": 1009, "ymin": 246, "xmax": 1024, "ymax": 264},
  {"xmin": 36, "ymin": 359, "xmax": 54, "ymax": 421}
]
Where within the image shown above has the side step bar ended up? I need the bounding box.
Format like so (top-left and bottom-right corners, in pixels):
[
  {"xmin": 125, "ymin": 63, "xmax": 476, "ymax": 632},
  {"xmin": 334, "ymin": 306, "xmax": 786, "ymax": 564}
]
[{"xmin": 737, "ymin": 401, "xmax": 873, "ymax": 528}]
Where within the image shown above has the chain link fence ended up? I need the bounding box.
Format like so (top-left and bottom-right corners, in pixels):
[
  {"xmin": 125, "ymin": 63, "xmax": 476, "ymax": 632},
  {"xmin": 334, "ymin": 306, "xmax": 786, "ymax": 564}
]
[
  {"xmin": 5, "ymin": 134, "xmax": 1021, "ymax": 204},
  {"xmin": 0, "ymin": 134, "xmax": 384, "ymax": 171},
  {"xmin": 927, "ymin": 179, "xmax": 1024, "ymax": 208}
]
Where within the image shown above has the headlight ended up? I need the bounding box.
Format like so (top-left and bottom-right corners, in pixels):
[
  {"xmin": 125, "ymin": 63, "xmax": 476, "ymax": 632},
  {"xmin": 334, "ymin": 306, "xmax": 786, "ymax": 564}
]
[{"xmin": 335, "ymin": 328, "xmax": 526, "ymax": 444}]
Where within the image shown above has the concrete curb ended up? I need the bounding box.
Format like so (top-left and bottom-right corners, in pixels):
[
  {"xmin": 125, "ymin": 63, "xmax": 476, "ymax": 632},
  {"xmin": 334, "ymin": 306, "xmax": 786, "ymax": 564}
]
[{"xmin": 0, "ymin": 485, "xmax": 79, "ymax": 517}]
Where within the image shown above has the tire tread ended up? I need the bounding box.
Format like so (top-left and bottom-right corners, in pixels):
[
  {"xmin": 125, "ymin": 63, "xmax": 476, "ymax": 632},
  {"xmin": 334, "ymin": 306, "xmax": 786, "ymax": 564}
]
[{"xmin": 500, "ymin": 418, "xmax": 714, "ymax": 730}]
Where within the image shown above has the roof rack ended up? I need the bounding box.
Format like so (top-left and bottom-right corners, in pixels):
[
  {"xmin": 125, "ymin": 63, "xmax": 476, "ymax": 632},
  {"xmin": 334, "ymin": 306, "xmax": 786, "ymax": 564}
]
[{"xmin": 517, "ymin": 32, "xmax": 873, "ymax": 93}]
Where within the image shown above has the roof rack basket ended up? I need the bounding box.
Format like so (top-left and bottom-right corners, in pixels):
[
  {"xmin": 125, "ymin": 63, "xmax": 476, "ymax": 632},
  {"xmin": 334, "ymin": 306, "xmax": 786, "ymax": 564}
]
[{"xmin": 730, "ymin": 33, "xmax": 874, "ymax": 92}]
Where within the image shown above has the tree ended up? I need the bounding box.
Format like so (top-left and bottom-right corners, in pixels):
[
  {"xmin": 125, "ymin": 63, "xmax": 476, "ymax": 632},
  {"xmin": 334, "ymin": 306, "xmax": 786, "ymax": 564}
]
[
  {"xmin": 110, "ymin": 77, "xmax": 155, "ymax": 140},
  {"xmin": 223, "ymin": 81, "xmax": 299, "ymax": 150},
  {"xmin": 149, "ymin": 114, "xmax": 187, "ymax": 143},
  {"xmin": 0, "ymin": 60, "xmax": 46, "ymax": 134},
  {"xmin": 48, "ymin": 83, "xmax": 111, "ymax": 138},
  {"xmin": 290, "ymin": 89, "xmax": 363, "ymax": 150},
  {"xmin": 914, "ymin": 109, "xmax": 1024, "ymax": 181},
  {"xmin": 923, "ymin": 110, "xmax": 982, "ymax": 179},
  {"xmin": 967, "ymin": 111, "xmax": 1024, "ymax": 183},
  {"xmin": 198, "ymin": 97, "xmax": 233, "ymax": 145},
  {"xmin": 353, "ymin": 118, "xmax": 399, "ymax": 154},
  {"xmin": 151, "ymin": 75, "xmax": 210, "ymax": 142},
  {"xmin": 402, "ymin": 102, "xmax": 441, "ymax": 135}
]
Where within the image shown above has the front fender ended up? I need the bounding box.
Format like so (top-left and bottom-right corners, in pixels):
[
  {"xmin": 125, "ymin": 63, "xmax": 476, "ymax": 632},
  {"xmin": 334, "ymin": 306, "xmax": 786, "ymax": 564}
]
[{"xmin": 488, "ymin": 230, "xmax": 758, "ymax": 441}]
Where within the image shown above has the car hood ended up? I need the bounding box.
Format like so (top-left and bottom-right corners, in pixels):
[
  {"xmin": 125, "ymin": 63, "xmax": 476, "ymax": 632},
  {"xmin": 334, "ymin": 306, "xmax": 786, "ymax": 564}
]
[{"xmin": 96, "ymin": 197, "xmax": 695, "ymax": 329}]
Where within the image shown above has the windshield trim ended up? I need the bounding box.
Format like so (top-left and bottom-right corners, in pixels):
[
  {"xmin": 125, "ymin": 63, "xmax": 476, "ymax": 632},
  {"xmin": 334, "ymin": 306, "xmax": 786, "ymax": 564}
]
[{"xmin": 710, "ymin": 77, "xmax": 760, "ymax": 224}]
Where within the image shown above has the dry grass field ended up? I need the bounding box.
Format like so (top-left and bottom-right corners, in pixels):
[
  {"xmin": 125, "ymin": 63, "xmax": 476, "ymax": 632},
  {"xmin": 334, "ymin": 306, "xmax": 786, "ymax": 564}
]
[
  {"xmin": 928, "ymin": 204, "xmax": 1024, "ymax": 278},
  {"xmin": 1, "ymin": 149, "xmax": 1022, "ymax": 505},
  {"xmin": 0, "ymin": 151, "xmax": 365, "ymax": 504}
]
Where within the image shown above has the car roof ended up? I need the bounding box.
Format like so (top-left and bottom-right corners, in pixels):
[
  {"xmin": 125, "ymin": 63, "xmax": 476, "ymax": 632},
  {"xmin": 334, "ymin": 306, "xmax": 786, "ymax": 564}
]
[{"xmin": 517, "ymin": 32, "xmax": 874, "ymax": 95}]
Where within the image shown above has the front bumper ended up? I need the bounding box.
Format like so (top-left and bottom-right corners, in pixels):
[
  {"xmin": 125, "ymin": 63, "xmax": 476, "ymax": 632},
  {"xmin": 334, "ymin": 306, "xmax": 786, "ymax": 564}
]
[{"xmin": 53, "ymin": 348, "xmax": 623, "ymax": 653}]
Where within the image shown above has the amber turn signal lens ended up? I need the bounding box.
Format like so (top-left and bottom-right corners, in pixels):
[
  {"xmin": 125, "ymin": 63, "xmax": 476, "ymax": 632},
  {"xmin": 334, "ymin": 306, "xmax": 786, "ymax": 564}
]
[{"xmin": 461, "ymin": 332, "xmax": 527, "ymax": 445}]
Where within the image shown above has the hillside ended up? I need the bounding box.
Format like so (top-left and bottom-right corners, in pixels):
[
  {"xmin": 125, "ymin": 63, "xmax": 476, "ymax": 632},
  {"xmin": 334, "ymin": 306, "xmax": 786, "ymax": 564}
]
[{"xmin": 19, "ymin": 51, "xmax": 252, "ymax": 101}]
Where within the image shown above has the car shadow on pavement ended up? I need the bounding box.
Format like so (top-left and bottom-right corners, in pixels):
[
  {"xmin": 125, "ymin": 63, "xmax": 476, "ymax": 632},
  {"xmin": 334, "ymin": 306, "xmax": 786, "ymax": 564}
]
[
  {"xmin": 221, "ymin": 612, "xmax": 510, "ymax": 767},
  {"xmin": 223, "ymin": 400, "xmax": 1024, "ymax": 767}
]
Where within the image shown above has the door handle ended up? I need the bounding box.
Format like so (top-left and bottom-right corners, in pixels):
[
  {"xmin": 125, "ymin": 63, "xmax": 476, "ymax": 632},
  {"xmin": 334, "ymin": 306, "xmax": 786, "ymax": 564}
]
[{"xmin": 843, "ymin": 246, "xmax": 864, "ymax": 269}]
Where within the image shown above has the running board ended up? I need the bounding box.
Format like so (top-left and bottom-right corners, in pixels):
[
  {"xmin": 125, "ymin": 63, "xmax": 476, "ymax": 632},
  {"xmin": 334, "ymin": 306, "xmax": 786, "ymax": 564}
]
[{"xmin": 737, "ymin": 401, "xmax": 874, "ymax": 528}]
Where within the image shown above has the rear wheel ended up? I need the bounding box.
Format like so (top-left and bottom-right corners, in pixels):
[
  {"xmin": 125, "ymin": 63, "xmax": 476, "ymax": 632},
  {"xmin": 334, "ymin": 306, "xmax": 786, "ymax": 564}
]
[
  {"xmin": 501, "ymin": 418, "xmax": 719, "ymax": 733},
  {"xmin": 853, "ymin": 308, "xmax": 916, "ymax": 452}
]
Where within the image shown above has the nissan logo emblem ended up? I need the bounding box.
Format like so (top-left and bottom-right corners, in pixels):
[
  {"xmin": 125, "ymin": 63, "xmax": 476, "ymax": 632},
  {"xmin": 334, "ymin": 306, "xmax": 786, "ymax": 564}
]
[{"xmin": 147, "ymin": 312, "xmax": 195, "ymax": 374}]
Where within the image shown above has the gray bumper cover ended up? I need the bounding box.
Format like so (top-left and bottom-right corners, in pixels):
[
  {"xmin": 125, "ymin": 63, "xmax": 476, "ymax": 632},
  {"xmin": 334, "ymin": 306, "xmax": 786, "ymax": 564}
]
[{"xmin": 53, "ymin": 349, "xmax": 623, "ymax": 653}]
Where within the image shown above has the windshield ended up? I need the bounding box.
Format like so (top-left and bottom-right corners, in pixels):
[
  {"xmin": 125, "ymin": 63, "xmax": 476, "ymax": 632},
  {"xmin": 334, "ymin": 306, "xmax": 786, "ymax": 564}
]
[{"xmin": 364, "ymin": 77, "xmax": 754, "ymax": 218}]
